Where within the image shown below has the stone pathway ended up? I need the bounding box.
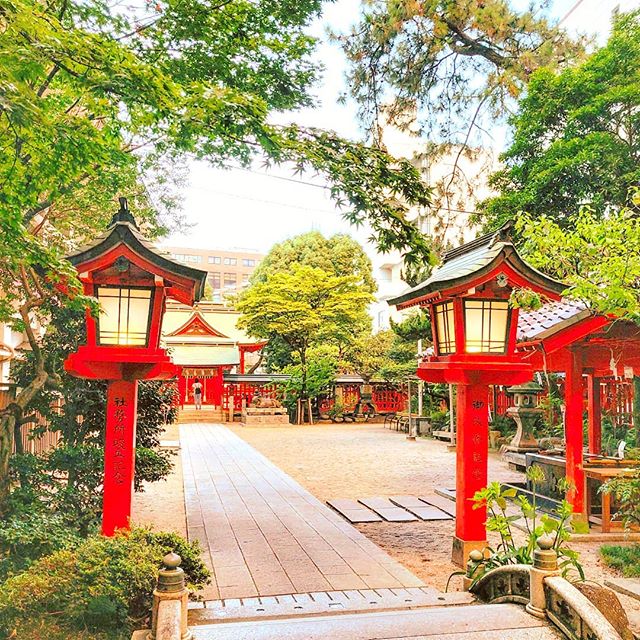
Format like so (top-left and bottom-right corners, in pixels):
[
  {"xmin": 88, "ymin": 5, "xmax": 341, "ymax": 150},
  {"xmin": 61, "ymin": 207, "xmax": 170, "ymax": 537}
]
[{"xmin": 181, "ymin": 424, "xmax": 426, "ymax": 601}]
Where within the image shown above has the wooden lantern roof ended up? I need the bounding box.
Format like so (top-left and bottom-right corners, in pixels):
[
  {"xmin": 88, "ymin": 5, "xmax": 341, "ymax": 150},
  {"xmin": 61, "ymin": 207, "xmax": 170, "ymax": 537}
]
[
  {"xmin": 390, "ymin": 225, "xmax": 565, "ymax": 309},
  {"xmin": 67, "ymin": 198, "xmax": 207, "ymax": 306}
]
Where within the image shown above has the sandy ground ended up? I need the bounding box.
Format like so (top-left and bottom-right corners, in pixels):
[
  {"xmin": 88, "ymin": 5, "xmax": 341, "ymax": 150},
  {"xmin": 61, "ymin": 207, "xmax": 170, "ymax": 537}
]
[
  {"xmin": 230, "ymin": 422, "xmax": 640, "ymax": 632},
  {"xmin": 131, "ymin": 422, "xmax": 188, "ymax": 537}
]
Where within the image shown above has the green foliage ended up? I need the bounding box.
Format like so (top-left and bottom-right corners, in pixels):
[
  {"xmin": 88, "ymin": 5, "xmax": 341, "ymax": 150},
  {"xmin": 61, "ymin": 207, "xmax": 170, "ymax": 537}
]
[
  {"xmin": 490, "ymin": 414, "xmax": 516, "ymax": 438},
  {"xmin": 470, "ymin": 469, "xmax": 584, "ymax": 581},
  {"xmin": 281, "ymin": 355, "xmax": 338, "ymax": 410},
  {"xmin": 601, "ymin": 459, "xmax": 640, "ymax": 530},
  {"xmin": 0, "ymin": 528, "xmax": 209, "ymax": 638},
  {"xmin": 481, "ymin": 11, "xmax": 640, "ymax": 228},
  {"xmin": 389, "ymin": 309, "xmax": 431, "ymax": 343},
  {"xmin": 516, "ymin": 204, "xmax": 640, "ymax": 321},
  {"xmin": 0, "ymin": 511, "xmax": 81, "ymax": 581},
  {"xmin": 600, "ymin": 544, "xmax": 640, "ymax": 578},
  {"xmin": 347, "ymin": 330, "xmax": 395, "ymax": 383},
  {"xmin": 251, "ymin": 232, "xmax": 377, "ymax": 295}
]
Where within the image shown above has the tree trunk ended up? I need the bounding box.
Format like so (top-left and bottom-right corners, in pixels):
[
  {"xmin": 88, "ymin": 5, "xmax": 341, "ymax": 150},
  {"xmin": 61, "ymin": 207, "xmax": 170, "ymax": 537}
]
[
  {"xmin": 0, "ymin": 411, "xmax": 16, "ymax": 515},
  {"xmin": 0, "ymin": 369, "xmax": 49, "ymax": 515}
]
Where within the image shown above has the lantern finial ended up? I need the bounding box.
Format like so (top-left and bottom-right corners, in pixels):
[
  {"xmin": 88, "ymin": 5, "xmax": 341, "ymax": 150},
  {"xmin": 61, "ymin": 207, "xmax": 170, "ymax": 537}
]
[{"xmin": 110, "ymin": 197, "xmax": 139, "ymax": 230}]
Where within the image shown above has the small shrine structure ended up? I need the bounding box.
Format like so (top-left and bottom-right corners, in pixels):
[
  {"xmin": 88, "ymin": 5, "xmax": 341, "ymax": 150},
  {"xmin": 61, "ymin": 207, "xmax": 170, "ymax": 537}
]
[
  {"xmin": 161, "ymin": 301, "xmax": 265, "ymax": 408},
  {"xmin": 390, "ymin": 225, "xmax": 640, "ymax": 564}
]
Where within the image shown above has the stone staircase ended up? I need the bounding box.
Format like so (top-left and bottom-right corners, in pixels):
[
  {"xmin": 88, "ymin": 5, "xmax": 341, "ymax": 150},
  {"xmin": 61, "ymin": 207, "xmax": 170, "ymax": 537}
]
[
  {"xmin": 189, "ymin": 601, "xmax": 562, "ymax": 639},
  {"xmin": 177, "ymin": 407, "xmax": 225, "ymax": 424}
]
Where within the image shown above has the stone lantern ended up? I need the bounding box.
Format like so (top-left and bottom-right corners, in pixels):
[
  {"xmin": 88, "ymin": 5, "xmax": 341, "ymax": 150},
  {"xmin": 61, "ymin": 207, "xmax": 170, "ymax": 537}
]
[{"xmin": 504, "ymin": 381, "xmax": 543, "ymax": 452}]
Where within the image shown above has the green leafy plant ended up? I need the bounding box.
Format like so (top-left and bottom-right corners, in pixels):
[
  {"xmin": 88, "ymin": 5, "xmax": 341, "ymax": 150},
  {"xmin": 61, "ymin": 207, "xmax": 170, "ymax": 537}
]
[
  {"xmin": 469, "ymin": 467, "xmax": 584, "ymax": 581},
  {"xmin": 600, "ymin": 544, "xmax": 640, "ymax": 577},
  {"xmin": 0, "ymin": 528, "xmax": 209, "ymax": 638},
  {"xmin": 601, "ymin": 454, "xmax": 640, "ymax": 530}
]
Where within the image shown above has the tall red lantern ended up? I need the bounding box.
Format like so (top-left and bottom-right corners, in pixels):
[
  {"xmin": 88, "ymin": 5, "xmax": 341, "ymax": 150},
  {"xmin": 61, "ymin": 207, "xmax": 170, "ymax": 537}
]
[
  {"xmin": 390, "ymin": 228, "xmax": 564, "ymax": 565},
  {"xmin": 64, "ymin": 198, "xmax": 207, "ymax": 536}
]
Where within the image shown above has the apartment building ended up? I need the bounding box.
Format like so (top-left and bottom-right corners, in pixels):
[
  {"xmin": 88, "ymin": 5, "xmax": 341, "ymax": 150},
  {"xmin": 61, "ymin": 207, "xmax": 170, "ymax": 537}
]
[{"xmin": 162, "ymin": 247, "xmax": 264, "ymax": 303}]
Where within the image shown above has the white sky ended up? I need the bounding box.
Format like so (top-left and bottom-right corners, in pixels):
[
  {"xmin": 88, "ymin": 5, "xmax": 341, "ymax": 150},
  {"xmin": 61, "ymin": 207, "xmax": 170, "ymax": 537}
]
[{"xmin": 161, "ymin": 0, "xmax": 640, "ymax": 262}]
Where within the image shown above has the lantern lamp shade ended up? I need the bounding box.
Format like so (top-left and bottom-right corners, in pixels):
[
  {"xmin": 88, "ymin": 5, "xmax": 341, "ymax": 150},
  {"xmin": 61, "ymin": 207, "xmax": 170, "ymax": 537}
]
[
  {"xmin": 463, "ymin": 299, "xmax": 510, "ymax": 353},
  {"xmin": 434, "ymin": 301, "xmax": 456, "ymax": 354},
  {"xmin": 96, "ymin": 286, "xmax": 153, "ymax": 346}
]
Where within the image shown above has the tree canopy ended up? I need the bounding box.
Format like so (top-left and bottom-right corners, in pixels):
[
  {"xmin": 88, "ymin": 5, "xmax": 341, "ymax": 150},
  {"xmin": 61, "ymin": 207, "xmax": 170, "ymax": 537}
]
[
  {"xmin": 337, "ymin": 1, "xmax": 583, "ymax": 146},
  {"xmin": 237, "ymin": 264, "xmax": 372, "ymax": 418},
  {"xmin": 480, "ymin": 11, "xmax": 640, "ymax": 229},
  {"xmin": 252, "ymin": 231, "xmax": 377, "ymax": 295},
  {"xmin": 517, "ymin": 201, "xmax": 640, "ymax": 322}
]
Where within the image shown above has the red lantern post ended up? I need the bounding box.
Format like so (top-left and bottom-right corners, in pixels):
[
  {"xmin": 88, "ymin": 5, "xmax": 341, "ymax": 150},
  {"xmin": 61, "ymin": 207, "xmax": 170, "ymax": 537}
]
[
  {"xmin": 64, "ymin": 198, "xmax": 206, "ymax": 536},
  {"xmin": 390, "ymin": 227, "xmax": 565, "ymax": 565}
]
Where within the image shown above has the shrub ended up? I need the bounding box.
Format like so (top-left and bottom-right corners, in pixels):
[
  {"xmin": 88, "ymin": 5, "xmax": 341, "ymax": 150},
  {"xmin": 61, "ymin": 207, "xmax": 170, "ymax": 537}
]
[
  {"xmin": 0, "ymin": 528, "xmax": 210, "ymax": 638},
  {"xmin": 0, "ymin": 511, "xmax": 82, "ymax": 580}
]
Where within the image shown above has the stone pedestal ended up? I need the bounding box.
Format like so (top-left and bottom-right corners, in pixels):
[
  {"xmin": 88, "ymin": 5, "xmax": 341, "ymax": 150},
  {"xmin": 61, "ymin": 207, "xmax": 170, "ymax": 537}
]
[{"xmin": 241, "ymin": 407, "xmax": 291, "ymax": 426}]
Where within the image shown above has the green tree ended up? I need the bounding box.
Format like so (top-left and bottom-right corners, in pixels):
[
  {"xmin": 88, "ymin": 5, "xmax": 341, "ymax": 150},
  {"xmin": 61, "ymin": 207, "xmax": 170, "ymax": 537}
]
[
  {"xmin": 338, "ymin": 1, "xmax": 583, "ymax": 145},
  {"xmin": 252, "ymin": 232, "xmax": 376, "ymax": 369},
  {"xmin": 252, "ymin": 231, "xmax": 377, "ymax": 294},
  {"xmin": 480, "ymin": 11, "xmax": 640, "ymax": 229},
  {"xmin": 0, "ymin": 0, "xmax": 436, "ymax": 511},
  {"xmin": 237, "ymin": 265, "xmax": 372, "ymax": 421},
  {"xmin": 347, "ymin": 330, "xmax": 395, "ymax": 383},
  {"xmin": 516, "ymin": 202, "xmax": 640, "ymax": 321}
]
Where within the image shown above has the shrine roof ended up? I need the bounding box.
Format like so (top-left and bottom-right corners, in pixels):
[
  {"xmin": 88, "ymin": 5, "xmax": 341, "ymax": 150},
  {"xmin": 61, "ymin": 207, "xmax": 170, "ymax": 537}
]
[
  {"xmin": 161, "ymin": 304, "xmax": 257, "ymax": 345},
  {"xmin": 67, "ymin": 210, "xmax": 207, "ymax": 302},
  {"xmin": 389, "ymin": 226, "xmax": 565, "ymax": 308},
  {"xmin": 516, "ymin": 299, "xmax": 591, "ymax": 342},
  {"xmin": 170, "ymin": 344, "xmax": 240, "ymax": 366}
]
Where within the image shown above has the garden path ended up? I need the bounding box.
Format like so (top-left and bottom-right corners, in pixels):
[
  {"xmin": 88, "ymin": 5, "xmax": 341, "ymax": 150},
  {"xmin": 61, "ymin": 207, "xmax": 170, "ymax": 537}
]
[{"xmin": 180, "ymin": 423, "xmax": 426, "ymax": 601}]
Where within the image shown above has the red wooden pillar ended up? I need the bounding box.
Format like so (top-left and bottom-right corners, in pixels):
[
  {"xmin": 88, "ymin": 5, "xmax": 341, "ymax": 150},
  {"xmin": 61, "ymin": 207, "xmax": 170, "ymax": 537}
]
[
  {"xmin": 565, "ymin": 350, "xmax": 586, "ymax": 519},
  {"xmin": 587, "ymin": 373, "xmax": 602, "ymax": 455},
  {"xmin": 239, "ymin": 349, "xmax": 246, "ymax": 374},
  {"xmin": 453, "ymin": 383, "xmax": 489, "ymax": 565},
  {"xmin": 103, "ymin": 379, "xmax": 138, "ymax": 536}
]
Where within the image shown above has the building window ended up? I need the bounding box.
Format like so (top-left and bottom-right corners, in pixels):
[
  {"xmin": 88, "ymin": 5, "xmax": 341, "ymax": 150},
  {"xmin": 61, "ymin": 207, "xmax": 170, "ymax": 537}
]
[
  {"xmin": 212, "ymin": 292, "xmax": 221, "ymax": 303},
  {"xmin": 242, "ymin": 258, "xmax": 255, "ymax": 267},
  {"xmin": 208, "ymin": 273, "xmax": 221, "ymax": 290},
  {"xmin": 223, "ymin": 257, "xmax": 237, "ymax": 266},
  {"xmin": 224, "ymin": 273, "xmax": 236, "ymax": 288},
  {"xmin": 208, "ymin": 256, "xmax": 221, "ymax": 264},
  {"xmin": 184, "ymin": 254, "xmax": 201, "ymax": 263},
  {"xmin": 434, "ymin": 301, "xmax": 456, "ymax": 355},
  {"xmin": 172, "ymin": 253, "xmax": 185, "ymax": 262},
  {"xmin": 379, "ymin": 267, "xmax": 392, "ymax": 282},
  {"xmin": 242, "ymin": 274, "xmax": 249, "ymax": 285}
]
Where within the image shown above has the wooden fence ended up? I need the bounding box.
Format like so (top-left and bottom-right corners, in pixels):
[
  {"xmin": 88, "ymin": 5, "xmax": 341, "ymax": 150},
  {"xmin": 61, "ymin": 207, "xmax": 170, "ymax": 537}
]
[{"xmin": 0, "ymin": 384, "xmax": 61, "ymax": 455}]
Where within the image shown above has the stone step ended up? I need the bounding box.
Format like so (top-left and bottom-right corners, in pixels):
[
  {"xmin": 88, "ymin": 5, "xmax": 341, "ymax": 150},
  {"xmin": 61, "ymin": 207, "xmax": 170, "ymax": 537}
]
[
  {"xmin": 178, "ymin": 409, "xmax": 225, "ymax": 424},
  {"xmin": 189, "ymin": 588, "xmax": 473, "ymax": 625},
  {"xmin": 190, "ymin": 602, "xmax": 562, "ymax": 640}
]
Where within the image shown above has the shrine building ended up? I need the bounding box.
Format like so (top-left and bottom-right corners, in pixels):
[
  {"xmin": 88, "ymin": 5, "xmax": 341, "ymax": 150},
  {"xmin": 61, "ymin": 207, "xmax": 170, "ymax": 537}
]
[{"xmin": 161, "ymin": 300, "xmax": 266, "ymax": 407}]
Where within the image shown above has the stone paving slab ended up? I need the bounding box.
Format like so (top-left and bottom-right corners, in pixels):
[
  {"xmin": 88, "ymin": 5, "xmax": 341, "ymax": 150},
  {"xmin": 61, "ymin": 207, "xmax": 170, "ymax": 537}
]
[
  {"xmin": 192, "ymin": 603, "xmax": 562, "ymax": 640},
  {"xmin": 358, "ymin": 497, "xmax": 418, "ymax": 522},
  {"xmin": 181, "ymin": 424, "xmax": 427, "ymax": 601},
  {"xmin": 419, "ymin": 495, "xmax": 457, "ymax": 517},
  {"xmin": 327, "ymin": 499, "xmax": 383, "ymax": 523},
  {"xmin": 605, "ymin": 577, "xmax": 640, "ymax": 601},
  {"xmin": 390, "ymin": 496, "xmax": 453, "ymax": 521}
]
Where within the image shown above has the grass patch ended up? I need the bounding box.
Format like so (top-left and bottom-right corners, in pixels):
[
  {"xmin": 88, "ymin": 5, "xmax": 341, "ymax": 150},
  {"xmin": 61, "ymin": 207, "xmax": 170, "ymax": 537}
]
[{"xmin": 600, "ymin": 544, "xmax": 640, "ymax": 577}]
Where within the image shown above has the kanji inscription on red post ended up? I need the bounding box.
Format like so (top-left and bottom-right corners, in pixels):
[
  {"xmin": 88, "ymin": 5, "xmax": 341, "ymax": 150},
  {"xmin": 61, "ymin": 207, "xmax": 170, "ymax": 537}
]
[{"xmin": 102, "ymin": 380, "xmax": 138, "ymax": 536}]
